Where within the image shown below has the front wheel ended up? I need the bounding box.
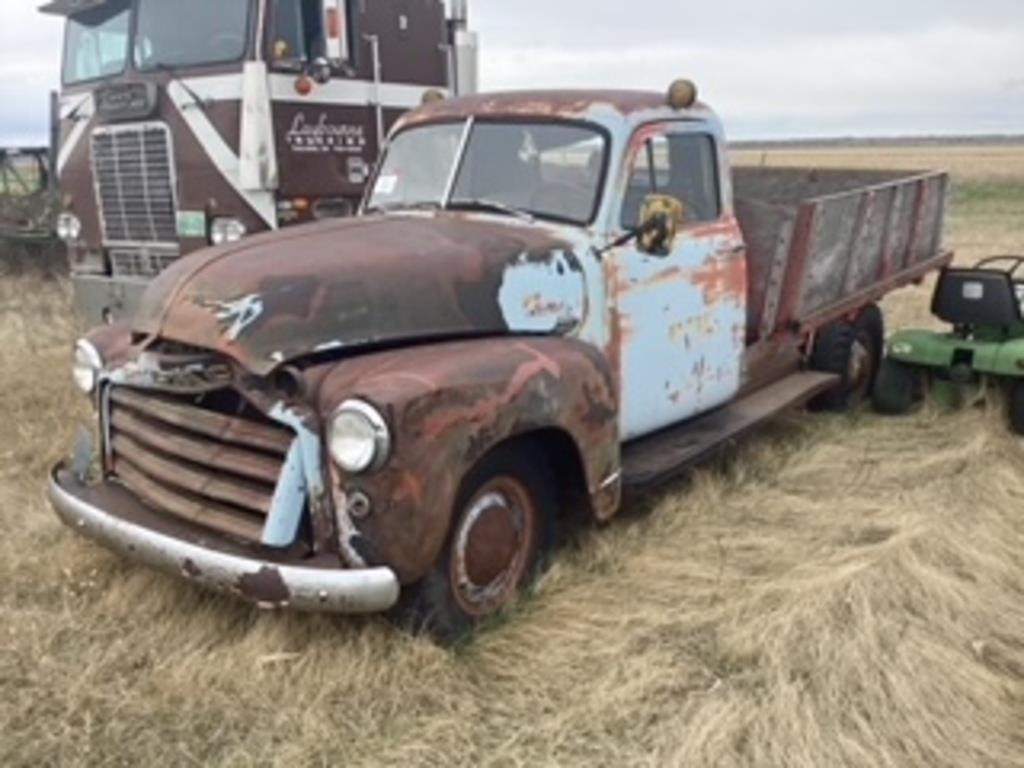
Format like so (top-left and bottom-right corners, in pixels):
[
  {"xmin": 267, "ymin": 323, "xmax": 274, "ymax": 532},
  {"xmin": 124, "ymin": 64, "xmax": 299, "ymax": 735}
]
[
  {"xmin": 872, "ymin": 358, "xmax": 922, "ymax": 415},
  {"xmin": 394, "ymin": 443, "xmax": 557, "ymax": 643}
]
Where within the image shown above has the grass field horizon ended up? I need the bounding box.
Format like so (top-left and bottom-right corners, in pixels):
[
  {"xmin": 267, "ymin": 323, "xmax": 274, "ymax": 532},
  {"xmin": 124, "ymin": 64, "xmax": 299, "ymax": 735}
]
[{"xmin": 2, "ymin": 143, "xmax": 1023, "ymax": 766}]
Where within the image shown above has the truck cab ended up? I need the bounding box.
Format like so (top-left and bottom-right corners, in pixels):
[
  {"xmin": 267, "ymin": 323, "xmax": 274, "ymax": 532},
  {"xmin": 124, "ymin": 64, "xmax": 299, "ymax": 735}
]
[
  {"xmin": 42, "ymin": 0, "xmax": 477, "ymax": 325},
  {"xmin": 49, "ymin": 83, "xmax": 951, "ymax": 641}
]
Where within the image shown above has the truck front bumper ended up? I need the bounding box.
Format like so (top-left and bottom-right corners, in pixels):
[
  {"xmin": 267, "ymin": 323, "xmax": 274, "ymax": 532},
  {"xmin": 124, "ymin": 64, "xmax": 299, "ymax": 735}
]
[{"xmin": 48, "ymin": 467, "xmax": 401, "ymax": 614}]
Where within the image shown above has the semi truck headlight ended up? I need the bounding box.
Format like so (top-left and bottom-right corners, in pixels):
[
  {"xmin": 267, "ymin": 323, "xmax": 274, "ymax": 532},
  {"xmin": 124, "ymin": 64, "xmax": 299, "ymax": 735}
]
[
  {"xmin": 328, "ymin": 400, "xmax": 391, "ymax": 474},
  {"xmin": 72, "ymin": 339, "xmax": 103, "ymax": 395},
  {"xmin": 209, "ymin": 217, "xmax": 247, "ymax": 245},
  {"xmin": 56, "ymin": 213, "xmax": 82, "ymax": 243}
]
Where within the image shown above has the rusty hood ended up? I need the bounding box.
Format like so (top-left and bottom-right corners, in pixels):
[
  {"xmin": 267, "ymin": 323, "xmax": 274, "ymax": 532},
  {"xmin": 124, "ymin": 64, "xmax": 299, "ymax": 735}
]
[{"xmin": 133, "ymin": 215, "xmax": 587, "ymax": 375}]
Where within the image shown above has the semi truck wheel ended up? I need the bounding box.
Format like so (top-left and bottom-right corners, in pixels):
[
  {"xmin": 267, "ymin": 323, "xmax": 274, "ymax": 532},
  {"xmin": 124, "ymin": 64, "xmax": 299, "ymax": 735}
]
[
  {"xmin": 1009, "ymin": 383, "xmax": 1024, "ymax": 435},
  {"xmin": 872, "ymin": 359, "xmax": 922, "ymax": 415},
  {"xmin": 395, "ymin": 442, "xmax": 557, "ymax": 643},
  {"xmin": 810, "ymin": 304, "xmax": 884, "ymax": 411}
]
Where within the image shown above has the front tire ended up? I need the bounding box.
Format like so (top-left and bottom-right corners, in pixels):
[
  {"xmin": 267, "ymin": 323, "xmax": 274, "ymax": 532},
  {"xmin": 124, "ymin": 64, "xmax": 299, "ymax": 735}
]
[
  {"xmin": 394, "ymin": 442, "xmax": 557, "ymax": 643},
  {"xmin": 872, "ymin": 358, "xmax": 921, "ymax": 415}
]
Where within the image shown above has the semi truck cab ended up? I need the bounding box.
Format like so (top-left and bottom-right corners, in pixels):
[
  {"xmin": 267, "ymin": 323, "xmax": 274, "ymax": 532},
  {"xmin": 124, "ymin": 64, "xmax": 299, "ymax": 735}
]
[{"xmin": 42, "ymin": 0, "xmax": 477, "ymax": 325}]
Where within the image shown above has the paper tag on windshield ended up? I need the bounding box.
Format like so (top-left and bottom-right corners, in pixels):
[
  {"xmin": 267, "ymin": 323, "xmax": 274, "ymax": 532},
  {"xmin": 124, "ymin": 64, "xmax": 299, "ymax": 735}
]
[{"xmin": 374, "ymin": 174, "xmax": 399, "ymax": 196}]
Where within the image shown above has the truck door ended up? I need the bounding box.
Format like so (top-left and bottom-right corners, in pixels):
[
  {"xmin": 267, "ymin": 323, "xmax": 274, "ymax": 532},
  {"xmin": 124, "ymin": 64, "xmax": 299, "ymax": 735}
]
[
  {"xmin": 611, "ymin": 123, "xmax": 747, "ymax": 440},
  {"xmin": 268, "ymin": 0, "xmax": 372, "ymax": 215}
]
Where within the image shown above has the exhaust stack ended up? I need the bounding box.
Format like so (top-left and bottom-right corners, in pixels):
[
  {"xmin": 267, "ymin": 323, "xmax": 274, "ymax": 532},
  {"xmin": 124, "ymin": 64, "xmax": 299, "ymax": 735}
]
[{"xmin": 447, "ymin": 0, "xmax": 478, "ymax": 96}]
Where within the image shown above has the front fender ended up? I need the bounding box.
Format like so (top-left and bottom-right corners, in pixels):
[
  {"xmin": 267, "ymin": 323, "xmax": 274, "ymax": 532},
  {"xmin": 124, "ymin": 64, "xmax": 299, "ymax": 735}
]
[
  {"xmin": 886, "ymin": 329, "xmax": 958, "ymax": 368},
  {"xmin": 314, "ymin": 336, "xmax": 619, "ymax": 583}
]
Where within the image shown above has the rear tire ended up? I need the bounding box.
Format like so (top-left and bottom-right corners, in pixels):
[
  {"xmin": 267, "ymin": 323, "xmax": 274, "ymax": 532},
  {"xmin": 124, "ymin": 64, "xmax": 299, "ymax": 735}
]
[
  {"xmin": 1009, "ymin": 383, "xmax": 1024, "ymax": 436},
  {"xmin": 872, "ymin": 358, "xmax": 921, "ymax": 415},
  {"xmin": 809, "ymin": 305, "xmax": 884, "ymax": 412},
  {"xmin": 393, "ymin": 441, "xmax": 557, "ymax": 644}
]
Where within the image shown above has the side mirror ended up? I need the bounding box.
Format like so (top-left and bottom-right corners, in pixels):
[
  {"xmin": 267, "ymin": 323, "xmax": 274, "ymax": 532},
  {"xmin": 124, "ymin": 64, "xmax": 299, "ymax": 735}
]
[
  {"xmin": 636, "ymin": 194, "xmax": 686, "ymax": 256},
  {"xmin": 309, "ymin": 57, "xmax": 332, "ymax": 85}
]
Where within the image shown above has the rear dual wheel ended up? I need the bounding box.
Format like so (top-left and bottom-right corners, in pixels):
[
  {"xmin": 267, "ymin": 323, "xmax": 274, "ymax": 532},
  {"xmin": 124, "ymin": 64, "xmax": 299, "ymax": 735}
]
[{"xmin": 810, "ymin": 304, "xmax": 884, "ymax": 411}]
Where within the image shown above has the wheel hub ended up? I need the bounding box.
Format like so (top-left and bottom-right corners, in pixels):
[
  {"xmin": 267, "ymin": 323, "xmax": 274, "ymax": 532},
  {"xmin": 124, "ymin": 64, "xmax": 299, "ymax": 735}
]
[
  {"xmin": 848, "ymin": 338, "xmax": 873, "ymax": 397},
  {"xmin": 450, "ymin": 478, "xmax": 535, "ymax": 617}
]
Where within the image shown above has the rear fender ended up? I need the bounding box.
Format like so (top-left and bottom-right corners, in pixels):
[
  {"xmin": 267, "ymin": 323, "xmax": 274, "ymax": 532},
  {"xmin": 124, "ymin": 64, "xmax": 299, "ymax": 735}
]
[{"xmin": 315, "ymin": 336, "xmax": 620, "ymax": 583}]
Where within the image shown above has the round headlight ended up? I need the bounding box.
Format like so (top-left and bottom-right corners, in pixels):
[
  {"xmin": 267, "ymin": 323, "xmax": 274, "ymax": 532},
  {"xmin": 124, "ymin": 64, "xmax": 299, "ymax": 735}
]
[
  {"xmin": 56, "ymin": 212, "xmax": 82, "ymax": 243},
  {"xmin": 209, "ymin": 217, "xmax": 247, "ymax": 245},
  {"xmin": 328, "ymin": 400, "xmax": 391, "ymax": 474},
  {"xmin": 72, "ymin": 339, "xmax": 103, "ymax": 395}
]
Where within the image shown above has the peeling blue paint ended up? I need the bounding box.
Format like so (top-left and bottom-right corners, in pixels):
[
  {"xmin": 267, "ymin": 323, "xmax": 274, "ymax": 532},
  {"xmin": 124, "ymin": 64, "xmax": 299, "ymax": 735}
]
[{"xmin": 498, "ymin": 250, "xmax": 587, "ymax": 333}]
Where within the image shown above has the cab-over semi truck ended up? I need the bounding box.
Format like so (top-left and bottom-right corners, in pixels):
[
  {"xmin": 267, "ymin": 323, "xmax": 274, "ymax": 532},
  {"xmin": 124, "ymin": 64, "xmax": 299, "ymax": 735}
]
[{"xmin": 42, "ymin": 0, "xmax": 478, "ymax": 325}]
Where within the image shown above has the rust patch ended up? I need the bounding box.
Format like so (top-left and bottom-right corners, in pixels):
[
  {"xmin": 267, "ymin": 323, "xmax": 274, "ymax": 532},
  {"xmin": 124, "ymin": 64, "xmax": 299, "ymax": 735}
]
[
  {"xmin": 397, "ymin": 90, "xmax": 706, "ymax": 131},
  {"xmin": 315, "ymin": 336, "xmax": 619, "ymax": 583},
  {"xmin": 690, "ymin": 251, "xmax": 747, "ymax": 306},
  {"xmin": 238, "ymin": 566, "xmax": 291, "ymax": 605}
]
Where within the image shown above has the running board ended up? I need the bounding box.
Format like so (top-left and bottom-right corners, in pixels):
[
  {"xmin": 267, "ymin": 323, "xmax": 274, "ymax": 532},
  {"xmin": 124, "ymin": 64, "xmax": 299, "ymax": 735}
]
[{"xmin": 621, "ymin": 371, "xmax": 839, "ymax": 493}]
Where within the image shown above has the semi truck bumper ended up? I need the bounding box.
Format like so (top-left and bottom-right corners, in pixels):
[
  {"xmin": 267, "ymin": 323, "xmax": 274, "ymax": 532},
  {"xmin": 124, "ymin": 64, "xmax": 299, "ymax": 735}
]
[
  {"xmin": 48, "ymin": 467, "xmax": 401, "ymax": 614},
  {"xmin": 71, "ymin": 274, "xmax": 150, "ymax": 327}
]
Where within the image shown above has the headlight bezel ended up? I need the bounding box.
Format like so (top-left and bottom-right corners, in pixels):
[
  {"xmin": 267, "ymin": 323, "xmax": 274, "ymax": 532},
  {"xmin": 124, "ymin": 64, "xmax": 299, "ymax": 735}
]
[
  {"xmin": 328, "ymin": 399, "xmax": 392, "ymax": 474},
  {"xmin": 72, "ymin": 338, "xmax": 103, "ymax": 395},
  {"xmin": 56, "ymin": 212, "xmax": 83, "ymax": 243},
  {"xmin": 209, "ymin": 217, "xmax": 247, "ymax": 246}
]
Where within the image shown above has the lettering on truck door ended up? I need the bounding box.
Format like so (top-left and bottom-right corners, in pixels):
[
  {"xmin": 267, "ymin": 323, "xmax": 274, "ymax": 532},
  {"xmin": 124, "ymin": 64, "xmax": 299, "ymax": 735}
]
[{"xmin": 610, "ymin": 123, "xmax": 747, "ymax": 440}]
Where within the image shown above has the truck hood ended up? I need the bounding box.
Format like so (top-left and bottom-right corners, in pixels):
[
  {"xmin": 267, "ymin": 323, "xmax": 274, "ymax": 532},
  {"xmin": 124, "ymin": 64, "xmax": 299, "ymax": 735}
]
[{"xmin": 133, "ymin": 214, "xmax": 588, "ymax": 375}]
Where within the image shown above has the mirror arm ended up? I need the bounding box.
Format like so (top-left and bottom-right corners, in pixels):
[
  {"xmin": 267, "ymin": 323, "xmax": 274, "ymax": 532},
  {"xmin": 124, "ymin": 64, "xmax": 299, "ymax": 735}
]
[{"xmin": 597, "ymin": 228, "xmax": 640, "ymax": 258}]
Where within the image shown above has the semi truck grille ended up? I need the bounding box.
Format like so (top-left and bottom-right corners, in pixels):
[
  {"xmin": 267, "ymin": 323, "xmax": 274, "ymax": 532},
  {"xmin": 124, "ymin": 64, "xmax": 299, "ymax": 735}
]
[
  {"xmin": 106, "ymin": 387, "xmax": 295, "ymax": 543},
  {"xmin": 110, "ymin": 246, "xmax": 180, "ymax": 280},
  {"xmin": 91, "ymin": 123, "xmax": 178, "ymax": 244}
]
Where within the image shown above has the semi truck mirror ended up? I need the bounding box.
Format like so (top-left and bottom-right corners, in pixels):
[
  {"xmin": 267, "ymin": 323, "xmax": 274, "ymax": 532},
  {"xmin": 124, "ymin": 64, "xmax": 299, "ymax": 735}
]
[
  {"xmin": 309, "ymin": 56, "xmax": 333, "ymax": 85},
  {"xmin": 637, "ymin": 194, "xmax": 686, "ymax": 256}
]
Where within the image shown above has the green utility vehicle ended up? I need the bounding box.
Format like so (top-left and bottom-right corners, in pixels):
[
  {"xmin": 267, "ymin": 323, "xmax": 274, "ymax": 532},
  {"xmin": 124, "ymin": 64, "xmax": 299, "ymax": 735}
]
[{"xmin": 874, "ymin": 256, "xmax": 1024, "ymax": 433}]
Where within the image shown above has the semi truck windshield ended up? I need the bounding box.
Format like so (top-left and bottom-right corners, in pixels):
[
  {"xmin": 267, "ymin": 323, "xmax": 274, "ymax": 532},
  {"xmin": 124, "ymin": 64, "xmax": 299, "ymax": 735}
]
[
  {"xmin": 135, "ymin": 0, "xmax": 251, "ymax": 70},
  {"xmin": 62, "ymin": 0, "xmax": 130, "ymax": 85}
]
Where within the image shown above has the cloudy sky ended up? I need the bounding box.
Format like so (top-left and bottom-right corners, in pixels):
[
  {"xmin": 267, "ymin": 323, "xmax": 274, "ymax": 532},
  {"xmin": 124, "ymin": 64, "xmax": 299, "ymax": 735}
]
[{"xmin": 2, "ymin": 0, "xmax": 1023, "ymax": 145}]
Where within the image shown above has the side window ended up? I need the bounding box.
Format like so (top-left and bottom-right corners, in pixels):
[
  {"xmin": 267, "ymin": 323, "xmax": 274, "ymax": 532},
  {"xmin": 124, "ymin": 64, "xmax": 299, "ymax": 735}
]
[
  {"xmin": 620, "ymin": 132, "xmax": 721, "ymax": 230},
  {"xmin": 271, "ymin": 0, "xmax": 326, "ymax": 64}
]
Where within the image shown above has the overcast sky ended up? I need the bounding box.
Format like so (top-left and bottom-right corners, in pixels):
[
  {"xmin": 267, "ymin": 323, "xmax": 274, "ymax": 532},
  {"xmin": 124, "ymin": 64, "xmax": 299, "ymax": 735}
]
[{"xmin": 2, "ymin": 0, "xmax": 1023, "ymax": 145}]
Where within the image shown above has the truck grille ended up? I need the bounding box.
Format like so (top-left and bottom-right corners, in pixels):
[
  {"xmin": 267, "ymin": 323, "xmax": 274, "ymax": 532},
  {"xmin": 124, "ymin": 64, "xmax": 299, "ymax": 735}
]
[
  {"xmin": 107, "ymin": 387, "xmax": 295, "ymax": 543},
  {"xmin": 110, "ymin": 246, "xmax": 180, "ymax": 280},
  {"xmin": 91, "ymin": 123, "xmax": 178, "ymax": 244}
]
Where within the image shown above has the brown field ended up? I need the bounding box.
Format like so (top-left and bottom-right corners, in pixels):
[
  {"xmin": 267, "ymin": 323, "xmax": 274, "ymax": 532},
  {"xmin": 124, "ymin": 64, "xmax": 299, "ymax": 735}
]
[{"xmin": 2, "ymin": 145, "xmax": 1024, "ymax": 767}]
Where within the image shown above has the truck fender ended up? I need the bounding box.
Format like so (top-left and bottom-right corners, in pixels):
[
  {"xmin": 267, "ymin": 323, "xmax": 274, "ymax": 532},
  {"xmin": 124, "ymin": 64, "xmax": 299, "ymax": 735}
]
[{"xmin": 314, "ymin": 336, "xmax": 620, "ymax": 583}]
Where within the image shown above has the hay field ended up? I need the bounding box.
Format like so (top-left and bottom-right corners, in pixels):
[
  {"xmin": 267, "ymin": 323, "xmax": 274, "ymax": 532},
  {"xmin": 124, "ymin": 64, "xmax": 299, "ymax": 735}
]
[{"xmin": 2, "ymin": 145, "xmax": 1024, "ymax": 767}]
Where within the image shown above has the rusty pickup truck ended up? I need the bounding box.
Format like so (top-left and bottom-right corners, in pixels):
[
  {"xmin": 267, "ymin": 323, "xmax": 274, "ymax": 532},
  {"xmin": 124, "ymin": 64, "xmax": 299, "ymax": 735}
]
[{"xmin": 49, "ymin": 81, "xmax": 951, "ymax": 639}]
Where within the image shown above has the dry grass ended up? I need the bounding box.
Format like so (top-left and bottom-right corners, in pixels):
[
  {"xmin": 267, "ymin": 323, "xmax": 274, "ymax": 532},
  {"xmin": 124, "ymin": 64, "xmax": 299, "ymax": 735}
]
[{"xmin": 2, "ymin": 145, "xmax": 1024, "ymax": 767}]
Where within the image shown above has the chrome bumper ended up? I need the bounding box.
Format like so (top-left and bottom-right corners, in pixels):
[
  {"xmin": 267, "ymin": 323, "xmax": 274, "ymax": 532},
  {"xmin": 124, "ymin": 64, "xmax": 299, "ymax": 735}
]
[{"xmin": 48, "ymin": 468, "xmax": 400, "ymax": 614}]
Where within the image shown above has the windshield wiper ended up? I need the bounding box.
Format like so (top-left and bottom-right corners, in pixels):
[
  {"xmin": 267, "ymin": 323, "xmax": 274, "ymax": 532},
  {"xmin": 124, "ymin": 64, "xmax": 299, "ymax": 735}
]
[
  {"xmin": 143, "ymin": 61, "xmax": 210, "ymax": 113},
  {"xmin": 447, "ymin": 198, "xmax": 535, "ymax": 222}
]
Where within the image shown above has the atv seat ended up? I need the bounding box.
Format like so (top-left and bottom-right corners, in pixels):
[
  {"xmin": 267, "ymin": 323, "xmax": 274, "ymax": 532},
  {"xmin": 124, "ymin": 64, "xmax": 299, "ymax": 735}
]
[{"xmin": 932, "ymin": 263, "xmax": 1024, "ymax": 330}]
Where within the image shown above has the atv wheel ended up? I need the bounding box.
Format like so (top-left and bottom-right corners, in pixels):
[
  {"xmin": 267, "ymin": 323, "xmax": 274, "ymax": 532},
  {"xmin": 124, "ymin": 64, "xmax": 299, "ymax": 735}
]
[
  {"xmin": 810, "ymin": 305, "xmax": 884, "ymax": 412},
  {"xmin": 872, "ymin": 358, "xmax": 921, "ymax": 415},
  {"xmin": 394, "ymin": 442, "xmax": 557, "ymax": 644},
  {"xmin": 1009, "ymin": 383, "xmax": 1024, "ymax": 436}
]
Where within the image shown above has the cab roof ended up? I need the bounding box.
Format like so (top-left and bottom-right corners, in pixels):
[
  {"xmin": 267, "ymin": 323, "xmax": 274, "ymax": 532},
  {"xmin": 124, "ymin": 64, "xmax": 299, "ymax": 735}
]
[{"xmin": 398, "ymin": 89, "xmax": 716, "ymax": 132}]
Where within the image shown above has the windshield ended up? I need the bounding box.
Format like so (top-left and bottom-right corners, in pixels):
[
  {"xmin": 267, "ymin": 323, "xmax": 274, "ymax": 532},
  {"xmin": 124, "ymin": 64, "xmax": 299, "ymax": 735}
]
[
  {"xmin": 135, "ymin": 0, "xmax": 251, "ymax": 70},
  {"xmin": 62, "ymin": 0, "xmax": 130, "ymax": 85},
  {"xmin": 368, "ymin": 121, "xmax": 608, "ymax": 226}
]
